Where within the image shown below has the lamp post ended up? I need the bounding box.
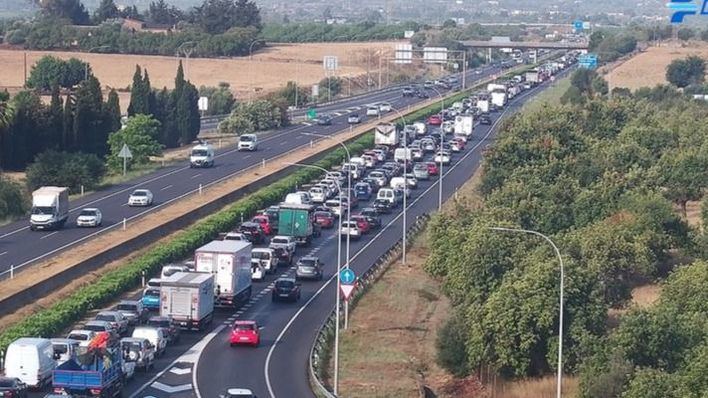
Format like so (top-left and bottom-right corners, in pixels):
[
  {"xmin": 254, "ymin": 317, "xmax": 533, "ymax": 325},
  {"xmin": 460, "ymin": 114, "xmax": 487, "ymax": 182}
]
[
  {"xmin": 427, "ymin": 86, "xmax": 445, "ymax": 211},
  {"xmin": 177, "ymin": 41, "xmax": 197, "ymax": 81},
  {"xmin": 390, "ymin": 106, "xmax": 409, "ymax": 264},
  {"xmin": 284, "ymin": 161, "xmax": 344, "ymax": 396},
  {"xmin": 85, "ymin": 46, "xmax": 110, "ymax": 80},
  {"xmin": 249, "ymin": 39, "xmax": 265, "ymax": 60},
  {"xmin": 488, "ymin": 226, "xmax": 565, "ymax": 398}
]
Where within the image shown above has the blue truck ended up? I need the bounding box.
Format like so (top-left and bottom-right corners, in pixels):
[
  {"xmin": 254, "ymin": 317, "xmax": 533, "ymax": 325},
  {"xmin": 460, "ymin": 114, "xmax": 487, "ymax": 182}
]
[{"xmin": 52, "ymin": 342, "xmax": 125, "ymax": 397}]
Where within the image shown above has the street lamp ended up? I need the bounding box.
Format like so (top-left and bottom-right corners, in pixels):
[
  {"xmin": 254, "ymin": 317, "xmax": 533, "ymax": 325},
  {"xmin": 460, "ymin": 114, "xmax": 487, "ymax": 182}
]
[
  {"xmin": 85, "ymin": 46, "xmax": 110, "ymax": 80},
  {"xmin": 249, "ymin": 39, "xmax": 266, "ymax": 60},
  {"xmin": 427, "ymin": 86, "xmax": 446, "ymax": 211},
  {"xmin": 283, "ymin": 161, "xmax": 344, "ymax": 396},
  {"xmin": 488, "ymin": 226, "xmax": 565, "ymax": 398},
  {"xmin": 177, "ymin": 41, "xmax": 197, "ymax": 81},
  {"xmin": 389, "ymin": 106, "xmax": 409, "ymax": 265}
]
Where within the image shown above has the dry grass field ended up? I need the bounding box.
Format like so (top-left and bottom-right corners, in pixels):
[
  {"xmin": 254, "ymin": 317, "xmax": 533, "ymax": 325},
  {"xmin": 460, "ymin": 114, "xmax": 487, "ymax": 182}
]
[
  {"xmin": 0, "ymin": 41, "xmax": 397, "ymax": 111},
  {"xmin": 606, "ymin": 41, "xmax": 708, "ymax": 90}
]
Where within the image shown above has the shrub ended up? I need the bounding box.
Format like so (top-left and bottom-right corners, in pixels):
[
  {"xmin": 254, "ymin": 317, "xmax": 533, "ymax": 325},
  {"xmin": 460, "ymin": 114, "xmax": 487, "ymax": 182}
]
[
  {"xmin": 436, "ymin": 311, "xmax": 470, "ymax": 377},
  {"xmin": 0, "ymin": 175, "xmax": 27, "ymax": 219},
  {"xmin": 25, "ymin": 150, "xmax": 105, "ymax": 193}
]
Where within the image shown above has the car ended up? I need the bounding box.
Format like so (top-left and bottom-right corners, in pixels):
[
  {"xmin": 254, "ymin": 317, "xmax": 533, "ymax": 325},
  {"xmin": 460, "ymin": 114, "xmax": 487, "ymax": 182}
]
[
  {"xmin": 270, "ymin": 246, "xmax": 292, "ymax": 267},
  {"xmin": 347, "ymin": 113, "xmax": 361, "ymax": 124},
  {"xmin": 239, "ymin": 222, "xmax": 266, "ymax": 244},
  {"xmin": 441, "ymin": 121, "xmax": 454, "ymax": 134},
  {"xmin": 0, "ymin": 377, "xmax": 28, "ymax": 398},
  {"xmin": 141, "ymin": 287, "xmax": 160, "ymax": 311},
  {"xmin": 340, "ymin": 220, "xmax": 362, "ymax": 240},
  {"xmin": 114, "ymin": 300, "xmax": 148, "ymax": 326},
  {"xmin": 421, "ymin": 139, "xmax": 436, "ymax": 153},
  {"xmin": 161, "ymin": 264, "xmax": 190, "ymax": 279},
  {"xmin": 120, "ymin": 337, "xmax": 156, "ymax": 371},
  {"xmin": 324, "ymin": 199, "xmax": 346, "ymax": 217},
  {"xmin": 230, "ymin": 320, "xmax": 261, "ymax": 347},
  {"xmin": 76, "ymin": 208, "xmax": 102, "ymax": 227},
  {"xmin": 269, "ymin": 235, "xmax": 297, "ymax": 257},
  {"xmin": 367, "ymin": 170, "xmax": 387, "ymax": 187},
  {"xmin": 252, "ymin": 248, "xmax": 277, "ymax": 275},
  {"xmin": 402, "ymin": 86, "xmax": 414, "ymax": 96},
  {"xmin": 146, "ymin": 316, "xmax": 181, "ymax": 345},
  {"xmin": 361, "ymin": 154, "xmax": 376, "ymax": 169},
  {"xmin": 371, "ymin": 149, "xmax": 386, "ymax": 162},
  {"xmin": 373, "ymin": 198, "xmax": 393, "ymax": 214},
  {"xmin": 251, "ymin": 258, "xmax": 265, "ymax": 281},
  {"xmin": 95, "ymin": 311, "xmax": 129, "ymax": 336},
  {"xmin": 272, "ymin": 278, "xmax": 301, "ymax": 302},
  {"xmin": 416, "ymin": 90, "xmax": 430, "ymax": 99},
  {"xmin": 423, "ymin": 80, "xmax": 434, "ymax": 89},
  {"xmin": 411, "ymin": 147, "xmax": 424, "ymax": 161},
  {"xmin": 403, "ymin": 173, "xmax": 418, "ymax": 189},
  {"xmin": 479, "ymin": 114, "xmax": 492, "ymax": 125},
  {"xmin": 435, "ymin": 151, "xmax": 451, "ymax": 165},
  {"xmin": 316, "ymin": 114, "xmax": 333, "ymax": 125},
  {"xmin": 350, "ymin": 215, "xmax": 372, "ymax": 234},
  {"xmin": 250, "ymin": 215, "xmax": 273, "ymax": 235},
  {"xmin": 314, "ymin": 211, "xmax": 335, "ymax": 229},
  {"xmin": 354, "ymin": 182, "xmax": 373, "ymax": 201},
  {"xmin": 260, "ymin": 206, "xmax": 280, "ymax": 229},
  {"xmin": 220, "ymin": 388, "xmax": 257, "ymax": 398},
  {"xmin": 83, "ymin": 320, "xmax": 118, "ymax": 336},
  {"xmin": 378, "ymin": 102, "xmax": 392, "ymax": 113},
  {"xmin": 66, "ymin": 329, "xmax": 97, "ymax": 347},
  {"xmin": 296, "ymin": 256, "xmax": 324, "ymax": 280},
  {"xmin": 238, "ymin": 134, "xmax": 258, "ymax": 151},
  {"xmin": 223, "ymin": 231, "xmax": 249, "ymax": 241},
  {"xmin": 426, "ymin": 162, "xmax": 439, "ymax": 176},
  {"xmin": 128, "ymin": 189, "xmax": 153, "ymax": 206},
  {"xmin": 413, "ymin": 163, "xmax": 430, "ymax": 180},
  {"xmin": 359, "ymin": 208, "xmax": 382, "ymax": 228},
  {"xmin": 132, "ymin": 326, "xmax": 167, "ymax": 357},
  {"xmin": 366, "ymin": 106, "xmax": 380, "ymax": 116}
]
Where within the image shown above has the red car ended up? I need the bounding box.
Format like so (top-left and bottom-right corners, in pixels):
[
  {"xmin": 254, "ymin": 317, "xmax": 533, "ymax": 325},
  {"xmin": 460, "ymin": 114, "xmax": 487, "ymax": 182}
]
[
  {"xmin": 427, "ymin": 114, "xmax": 443, "ymax": 126},
  {"xmin": 230, "ymin": 320, "xmax": 260, "ymax": 347},
  {"xmin": 314, "ymin": 211, "xmax": 335, "ymax": 228},
  {"xmin": 251, "ymin": 215, "xmax": 273, "ymax": 235},
  {"xmin": 350, "ymin": 215, "xmax": 371, "ymax": 234},
  {"xmin": 450, "ymin": 137, "xmax": 466, "ymax": 151},
  {"xmin": 426, "ymin": 161, "xmax": 439, "ymax": 175}
]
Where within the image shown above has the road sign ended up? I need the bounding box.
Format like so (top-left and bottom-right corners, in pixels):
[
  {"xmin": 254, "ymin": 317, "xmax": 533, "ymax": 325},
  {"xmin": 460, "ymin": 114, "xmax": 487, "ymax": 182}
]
[
  {"xmin": 423, "ymin": 47, "xmax": 448, "ymax": 64},
  {"xmin": 323, "ymin": 56, "xmax": 338, "ymax": 71},
  {"xmin": 340, "ymin": 283, "xmax": 356, "ymax": 300},
  {"xmin": 395, "ymin": 43, "xmax": 413, "ymax": 64},
  {"xmin": 198, "ymin": 96, "xmax": 208, "ymax": 111},
  {"xmin": 312, "ymin": 84, "xmax": 319, "ymax": 98},
  {"xmin": 339, "ymin": 268, "xmax": 355, "ymax": 284},
  {"xmin": 118, "ymin": 144, "xmax": 132, "ymax": 159},
  {"xmin": 579, "ymin": 53, "xmax": 598, "ymax": 69},
  {"xmin": 573, "ymin": 20, "xmax": 584, "ymax": 32},
  {"xmin": 307, "ymin": 108, "xmax": 317, "ymax": 119}
]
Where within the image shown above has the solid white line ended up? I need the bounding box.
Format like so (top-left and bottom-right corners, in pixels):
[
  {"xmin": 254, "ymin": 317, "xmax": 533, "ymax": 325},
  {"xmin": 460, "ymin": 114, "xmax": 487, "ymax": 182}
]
[
  {"xmin": 0, "ymin": 251, "xmax": 6, "ymax": 256},
  {"xmin": 40, "ymin": 231, "xmax": 59, "ymax": 240},
  {"xmin": 279, "ymin": 141, "xmax": 288, "ymax": 146},
  {"xmin": 190, "ymin": 174, "xmax": 202, "ymax": 179},
  {"xmin": 244, "ymin": 155, "xmax": 252, "ymax": 159},
  {"xmin": 161, "ymin": 185, "xmax": 173, "ymax": 191}
]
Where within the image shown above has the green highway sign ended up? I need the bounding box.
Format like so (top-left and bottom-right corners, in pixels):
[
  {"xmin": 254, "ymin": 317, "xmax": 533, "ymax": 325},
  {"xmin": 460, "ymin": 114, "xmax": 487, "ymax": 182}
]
[{"xmin": 307, "ymin": 108, "xmax": 317, "ymax": 119}]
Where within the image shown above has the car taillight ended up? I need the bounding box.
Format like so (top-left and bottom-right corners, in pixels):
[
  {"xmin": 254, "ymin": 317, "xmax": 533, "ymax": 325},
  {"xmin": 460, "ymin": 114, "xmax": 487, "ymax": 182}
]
[
  {"xmin": 3, "ymin": 391, "xmax": 14, "ymax": 397},
  {"xmin": 90, "ymin": 388, "xmax": 102, "ymax": 395}
]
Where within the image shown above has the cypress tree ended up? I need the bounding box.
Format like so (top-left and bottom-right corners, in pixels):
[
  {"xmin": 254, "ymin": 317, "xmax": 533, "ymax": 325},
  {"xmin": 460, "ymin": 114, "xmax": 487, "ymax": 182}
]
[
  {"xmin": 48, "ymin": 84, "xmax": 64, "ymax": 150},
  {"xmin": 127, "ymin": 65, "xmax": 148, "ymax": 116},
  {"xmin": 73, "ymin": 76, "xmax": 105, "ymax": 155},
  {"xmin": 105, "ymin": 89, "xmax": 122, "ymax": 134},
  {"xmin": 62, "ymin": 94, "xmax": 74, "ymax": 150}
]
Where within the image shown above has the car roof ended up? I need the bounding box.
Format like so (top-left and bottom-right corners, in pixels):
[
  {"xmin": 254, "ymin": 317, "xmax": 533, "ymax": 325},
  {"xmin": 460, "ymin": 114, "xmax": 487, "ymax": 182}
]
[
  {"xmin": 227, "ymin": 389, "xmax": 254, "ymax": 395},
  {"xmin": 81, "ymin": 207, "xmax": 99, "ymax": 212},
  {"xmin": 233, "ymin": 320, "xmax": 256, "ymax": 325},
  {"xmin": 299, "ymin": 256, "xmax": 318, "ymax": 261},
  {"xmin": 276, "ymin": 277, "xmax": 296, "ymax": 283}
]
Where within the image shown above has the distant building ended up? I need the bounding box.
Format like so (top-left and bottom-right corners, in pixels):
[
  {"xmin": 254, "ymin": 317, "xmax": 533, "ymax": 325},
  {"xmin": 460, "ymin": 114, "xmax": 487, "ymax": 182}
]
[{"xmin": 120, "ymin": 18, "xmax": 173, "ymax": 34}]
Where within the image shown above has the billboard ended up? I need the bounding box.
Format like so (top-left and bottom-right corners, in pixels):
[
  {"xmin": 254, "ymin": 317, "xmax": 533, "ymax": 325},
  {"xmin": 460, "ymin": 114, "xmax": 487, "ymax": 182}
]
[
  {"xmin": 394, "ymin": 43, "xmax": 413, "ymax": 64},
  {"xmin": 323, "ymin": 56, "xmax": 338, "ymax": 71},
  {"xmin": 423, "ymin": 47, "xmax": 448, "ymax": 64}
]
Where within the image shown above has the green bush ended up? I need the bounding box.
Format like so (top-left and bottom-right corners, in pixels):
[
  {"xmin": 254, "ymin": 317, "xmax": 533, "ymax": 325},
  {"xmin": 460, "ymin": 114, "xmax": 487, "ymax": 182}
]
[
  {"xmin": 25, "ymin": 150, "xmax": 105, "ymax": 193},
  {"xmin": 0, "ymin": 175, "xmax": 27, "ymax": 220}
]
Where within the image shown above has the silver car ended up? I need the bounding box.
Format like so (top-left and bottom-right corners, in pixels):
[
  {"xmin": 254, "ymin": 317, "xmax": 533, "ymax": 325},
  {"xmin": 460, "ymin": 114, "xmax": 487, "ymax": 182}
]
[
  {"xmin": 413, "ymin": 164, "xmax": 429, "ymax": 180},
  {"xmin": 76, "ymin": 208, "xmax": 102, "ymax": 227}
]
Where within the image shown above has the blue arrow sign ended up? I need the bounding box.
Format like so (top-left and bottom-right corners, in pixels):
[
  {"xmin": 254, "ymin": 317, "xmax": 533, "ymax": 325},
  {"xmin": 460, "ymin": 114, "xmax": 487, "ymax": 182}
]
[{"xmin": 339, "ymin": 268, "xmax": 356, "ymax": 285}]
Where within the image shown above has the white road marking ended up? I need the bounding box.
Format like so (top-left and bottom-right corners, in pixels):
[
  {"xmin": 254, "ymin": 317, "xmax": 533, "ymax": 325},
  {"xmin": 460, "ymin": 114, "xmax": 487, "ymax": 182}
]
[
  {"xmin": 151, "ymin": 382, "xmax": 193, "ymax": 394},
  {"xmin": 40, "ymin": 232, "xmax": 59, "ymax": 240},
  {"xmin": 161, "ymin": 185, "xmax": 173, "ymax": 191},
  {"xmin": 244, "ymin": 155, "xmax": 252, "ymax": 159},
  {"xmin": 0, "ymin": 251, "xmax": 6, "ymax": 256},
  {"xmin": 169, "ymin": 367, "xmax": 192, "ymax": 376},
  {"xmin": 190, "ymin": 174, "xmax": 202, "ymax": 179},
  {"xmin": 279, "ymin": 141, "xmax": 288, "ymax": 146}
]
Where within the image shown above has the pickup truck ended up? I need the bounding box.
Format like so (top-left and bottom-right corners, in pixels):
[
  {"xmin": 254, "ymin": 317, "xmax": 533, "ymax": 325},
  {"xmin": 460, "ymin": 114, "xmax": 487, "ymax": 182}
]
[{"xmin": 269, "ymin": 235, "xmax": 296, "ymax": 259}]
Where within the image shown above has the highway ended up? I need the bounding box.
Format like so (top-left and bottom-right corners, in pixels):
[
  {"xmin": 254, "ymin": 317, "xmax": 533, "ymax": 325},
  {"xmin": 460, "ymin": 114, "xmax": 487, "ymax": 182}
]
[
  {"xmin": 0, "ymin": 65, "xmax": 500, "ymax": 280},
  {"xmin": 111, "ymin": 66, "xmax": 570, "ymax": 398}
]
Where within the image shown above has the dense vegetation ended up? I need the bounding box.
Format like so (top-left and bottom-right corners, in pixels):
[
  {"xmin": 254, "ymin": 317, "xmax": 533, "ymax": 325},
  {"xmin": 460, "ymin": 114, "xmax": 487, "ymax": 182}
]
[
  {"xmin": 259, "ymin": 21, "xmax": 419, "ymax": 42},
  {"xmin": 428, "ymin": 91, "xmax": 708, "ymax": 396}
]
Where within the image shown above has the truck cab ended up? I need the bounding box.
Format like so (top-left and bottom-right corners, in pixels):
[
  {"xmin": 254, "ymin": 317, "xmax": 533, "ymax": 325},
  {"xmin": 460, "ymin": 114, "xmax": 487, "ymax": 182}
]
[
  {"xmin": 30, "ymin": 186, "xmax": 69, "ymax": 231},
  {"xmin": 189, "ymin": 143, "xmax": 215, "ymax": 168}
]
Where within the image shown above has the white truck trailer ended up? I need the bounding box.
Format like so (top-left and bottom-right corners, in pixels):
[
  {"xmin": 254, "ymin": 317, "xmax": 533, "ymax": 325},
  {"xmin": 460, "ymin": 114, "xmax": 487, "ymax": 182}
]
[
  {"xmin": 195, "ymin": 240, "xmax": 252, "ymax": 308},
  {"xmin": 374, "ymin": 123, "xmax": 399, "ymax": 147},
  {"xmin": 30, "ymin": 186, "xmax": 69, "ymax": 231},
  {"xmin": 160, "ymin": 272, "xmax": 215, "ymax": 330},
  {"xmin": 454, "ymin": 115, "xmax": 474, "ymax": 137},
  {"xmin": 491, "ymin": 89, "xmax": 508, "ymax": 108}
]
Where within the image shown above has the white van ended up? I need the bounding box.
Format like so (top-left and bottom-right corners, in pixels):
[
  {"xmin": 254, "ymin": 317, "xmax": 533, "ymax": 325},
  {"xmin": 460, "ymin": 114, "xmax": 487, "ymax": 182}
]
[
  {"xmin": 132, "ymin": 327, "xmax": 167, "ymax": 357},
  {"xmin": 341, "ymin": 163, "xmax": 360, "ymax": 180},
  {"xmin": 309, "ymin": 186, "xmax": 326, "ymax": 203},
  {"xmin": 413, "ymin": 122, "xmax": 427, "ymax": 136},
  {"xmin": 4, "ymin": 338, "xmax": 56, "ymax": 388},
  {"xmin": 161, "ymin": 264, "xmax": 190, "ymax": 279},
  {"xmin": 377, "ymin": 188, "xmax": 397, "ymax": 205},
  {"xmin": 189, "ymin": 143, "xmax": 215, "ymax": 168},
  {"xmin": 238, "ymin": 134, "xmax": 258, "ymax": 151},
  {"xmin": 50, "ymin": 338, "xmax": 80, "ymax": 365},
  {"xmin": 394, "ymin": 148, "xmax": 412, "ymax": 164},
  {"xmin": 284, "ymin": 192, "xmax": 312, "ymax": 205},
  {"xmin": 389, "ymin": 177, "xmax": 407, "ymax": 190}
]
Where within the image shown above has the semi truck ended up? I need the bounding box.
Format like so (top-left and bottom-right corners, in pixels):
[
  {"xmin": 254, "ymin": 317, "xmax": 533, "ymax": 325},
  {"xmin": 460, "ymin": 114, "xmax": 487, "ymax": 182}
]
[
  {"xmin": 52, "ymin": 333, "xmax": 126, "ymax": 397},
  {"xmin": 160, "ymin": 272, "xmax": 215, "ymax": 329},
  {"xmin": 374, "ymin": 123, "xmax": 399, "ymax": 147},
  {"xmin": 30, "ymin": 186, "xmax": 69, "ymax": 231},
  {"xmin": 454, "ymin": 115, "xmax": 474, "ymax": 137},
  {"xmin": 194, "ymin": 240, "xmax": 252, "ymax": 308},
  {"xmin": 278, "ymin": 203, "xmax": 315, "ymax": 245}
]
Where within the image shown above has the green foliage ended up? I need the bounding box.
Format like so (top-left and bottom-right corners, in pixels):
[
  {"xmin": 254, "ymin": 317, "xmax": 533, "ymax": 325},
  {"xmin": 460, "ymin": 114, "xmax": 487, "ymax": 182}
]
[
  {"xmin": 147, "ymin": 0, "xmax": 183, "ymax": 25},
  {"xmin": 127, "ymin": 65, "xmax": 150, "ymax": 116},
  {"xmin": 107, "ymin": 114, "xmax": 163, "ymax": 172},
  {"xmin": 258, "ymin": 21, "xmax": 417, "ymax": 42},
  {"xmin": 199, "ymin": 83, "xmax": 236, "ymax": 115},
  {"xmin": 435, "ymin": 311, "xmax": 470, "ymax": 377},
  {"xmin": 196, "ymin": 0, "xmax": 261, "ymax": 34},
  {"xmin": 221, "ymin": 99, "xmax": 287, "ymax": 134},
  {"xmin": 25, "ymin": 150, "xmax": 105, "ymax": 192},
  {"xmin": 561, "ymin": 69, "xmax": 608, "ymax": 104},
  {"xmin": 0, "ymin": 174, "xmax": 27, "ymax": 219},
  {"xmin": 676, "ymin": 27, "xmax": 694, "ymax": 41},
  {"xmin": 666, "ymin": 56, "xmax": 706, "ymax": 88},
  {"xmin": 93, "ymin": 0, "xmax": 118, "ymax": 23},
  {"xmin": 218, "ymin": 114, "xmax": 254, "ymax": 135},
  {"xmin": 36, "ymin": 0, "xmax": 89, "ymax": 25},
  {"xmin": 274, "ymin": 81, "xmax": 310, "ymax": 108},
  {"xmin": 26, "ymin": 55, "xmax": 89, "ymax": 90}
]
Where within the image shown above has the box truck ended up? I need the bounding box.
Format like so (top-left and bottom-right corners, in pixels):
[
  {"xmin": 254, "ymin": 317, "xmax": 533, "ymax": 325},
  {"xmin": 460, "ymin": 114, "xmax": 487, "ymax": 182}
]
[
  {"xmin": 194, "ymin": 240, "xmax": 252, "ymax": 308},
  {"xmin": 160, "ymin": 272, "xmax": 215, "ymax": 329},
  {"xmin": 30, "ymin": 186, "xmax": 69, "ymax": 231},
  {"xmin": 374, "ymin": 123, "xmax": 399, "ymax": 147},
  {"xmin": 525, "ymin": 69, "xmax": 540, "ymax": 85},
  {"xmin": 476, "ymin": 97, "xmax": 490, "ymax": 113},
  {"xmin": 491, "ymin": 89, "xmax": 507, "ymax": 108},
  {"xmin": 278, "ymin": 203, "xmax": 315, "ymax": 245},
  {"xmin": 454, "ymin": 115, "xmax": 474, "ymax": 137}
]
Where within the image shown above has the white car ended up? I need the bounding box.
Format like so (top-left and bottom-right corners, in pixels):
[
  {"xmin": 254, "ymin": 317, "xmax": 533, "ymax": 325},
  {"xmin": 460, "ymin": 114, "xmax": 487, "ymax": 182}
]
[
  {"xmin": 454, "ymin": 133, "xmax": 468, "ymax": 143},
  {"xmin": 220, "ymin": 389, "xmax": 256, "ymax": 398},
  {"xmin": 252, "ymin": 248, "xmax": 277, "ymax": 274},
  {"xmin": 378, "ymin": 102, "xmax": 392, "ymax": 113},
  {"xmin": 442, "ymin": 121, "xmax": 455, "ymax": 134},
  {"xmin": 251, "ymin": 259, "xmax": 265, "ymax": 281},
  {"xmin": 366, "ymin": 106, "xmax": 380, "ymax": 116},
  {"xmin": 451, "ymin": 140, "xmax": 463, "ymax": 152},
  {"xmin": 309, "ymin": 186, "xmax": 327, "ymax": 203},
  {"xmin": 223, "ymin": 232, "xmax": 248, "ymax": 241},
  {"xmin": 325, "ymin": 199, "xmax": 346, "ymax": 217},
  {"xmin": 76, "ymin": 208, "xmax": 102, "ymax": 227},
  {"xmin": 238, "ymin": 134, "xmax": 258, "ymax": 151},
  {"xmin": 339, "ymin": 221, "xmax": 361, "ymax": 240},
  {"xmin": 128, "ymin": 189, "xmax": 153, "ymax": 206},
  {"xmin": 347, "ymin": 113, "xmax": 361, "ymax": 124},
  {"xmin": 434, "ymin": 151, "xmax": 451, "ymax": 165},
  {"xmin": 66, "ymin": 330, "xmax": 97, "ymax": 347}
]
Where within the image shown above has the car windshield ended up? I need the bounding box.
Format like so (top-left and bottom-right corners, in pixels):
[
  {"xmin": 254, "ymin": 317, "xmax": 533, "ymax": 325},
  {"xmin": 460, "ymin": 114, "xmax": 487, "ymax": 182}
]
[
  {"xmin": 68, "ymin": 333, "xmax": 89, "ymax": 341},
  {"xmin": 192, "ymin": 149, "xmax": 209, "ymax": 156},
  {"xmin": 233, "ymin": 323, "xmax": 256, "ymax": 331},
  {"xmin": 271, "ymin": 238, "xmax": 288, "ymax": 244},
  {"xmin": 122, "ymin": 341, "xmax": 143, "ymax": 351},
  {"xmin": 116, "ymin": 304, "xmax": 137, "ymax": 311},
  {"xmin": 31, "ymin": 206, "xmax": 54, "ymax": 215},
  {"xmin": 132, "ymin": 191, "xmax": 147, "ymax": 197},
  {"xmin": 96, "ymin": 314, "xmax": 116, "ymax": 322},
  {"xmin": 79, "ymin": 210, "xmax": 97, "ymax": 216},
  {"xmin": 252, "ymin": 251, "xmax": 270, "ymax": 259},
  {"xmin": 240, "ymin": 135, "xmax": 254, "ymax": 142},
  {"xmin": 276, "ymin": 280, "xmax": 295, "ymax": 289},
  {"xmin": 356, "ymin": 185, "xmax": 367, "ymax": 191},
  {"xmin": 144, "ymin": 289, "xmax": 160, "ymax": 297},
  {"xmin": 314, "ymin": 211, "xmax": 330, "ymax": 218},
  {"xmin": 53, "ymin": 344, "xmax": 68, "ymax": 355},
  {"xmin": 299, "ymin": 259, "xmax": 317, "ymax": 267},
  {"xmin": 84, "ymin": 324, "xmax": 106, "ymax": 332}
]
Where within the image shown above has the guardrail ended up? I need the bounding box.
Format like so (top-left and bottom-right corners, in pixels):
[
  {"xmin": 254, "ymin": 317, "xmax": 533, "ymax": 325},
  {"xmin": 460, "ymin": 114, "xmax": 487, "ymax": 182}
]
[{"xmin": 309, "ymin": 214, "xmax": 431, "ymax": 397}]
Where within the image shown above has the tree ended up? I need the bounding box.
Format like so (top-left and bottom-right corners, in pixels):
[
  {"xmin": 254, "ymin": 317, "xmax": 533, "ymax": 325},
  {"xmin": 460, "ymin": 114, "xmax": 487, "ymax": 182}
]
[
  {"xmin": 35, "ymin": 0, "xmax": 90, "ymax": 25},
  {"xmin": 233, "ymin": 0, "xmax": 262, "ymax": 30},
  {"xmin": 196, "ymin": 0, "xmax": 237, "ymax": 34},
  {"xmin": 107, "ymin": 114, "xmax": 163, "ymax": 172},
  {"xmin": 104, "ymin": 89, "xmax": 122, "ymax": 134},
  {"xmin": 442, "ymin": 19, "xmax": 457, "ymax": 28},
  {"xmin": 148, "ymin": 0, "xmax": 183, "ymax": 25},
  {"xmin": 93, "ymin": 0, "xmax": 118, "ymax": 23},
  {"xmin": 47, "ymin": 85, "xmax": 64, "ymax": 150},
  {"xmin": 25, "ymin": 150, "xmax": 105, "ymax": 192},
  {"xmin": 127, "ymin": 65, "xmax": 150, "ymax": 116},
  {"xmin": 436, "ymin": 311, "xmax": 470, "ymax": 377},
  {"xmin": 677, "ymin": 27, "xmax": 694, "ymax": 41},
  {"xmin": 62, "ymin": 94, "xmax": 74, "ymax": 150},
  {"xmin": 218, "ymin": 113, "xmax": 254, "ymax": 135},
  {"xmin": 198, "ymin": 83, "xmax": 236, "ymax": 115},
  {"xmin": 72, "ymin": 76, "xmax": 106, "ymax": 155},
  {"xmin": 26, "ymin": 56, "xmax": 89, "ymax": 91},
  {"xmin": 666, "ymin": 56, "xmax": 706, "ymax": 88},
  {"xmin": 657, "ymin": 148, "xmax": 708, "ymax": 216},
  {"xmin": 0, "ymin": 90, "xmax": 13, "ymax": 131},
  {"xmin": 1, "ymin": 91, "xmax": 48, "ymax": 169},
  {"xmin": 0, "ymin": 175, "xmax": 27, "ymax": 220}
]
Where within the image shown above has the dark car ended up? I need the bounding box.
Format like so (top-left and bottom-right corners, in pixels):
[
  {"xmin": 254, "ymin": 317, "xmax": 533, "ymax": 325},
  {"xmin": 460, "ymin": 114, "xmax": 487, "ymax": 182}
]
[
  {"xmin": 296, "ymin": 257, "xmax": 324, "ymax": 281},
  {"xmin": 272, "ymin": 278, "xmax": 301, "ymax": 302},
  {"xmin": 271, "ymin": 246, "xmax": 293, "ymax": 266},
  {"xmin": 402, "ymin": 86, "xmax": 414, "ymax": 97},
  {"xmin": 373, "ymin": 198, "xmax": 393, "ymax": 214},
  {"xmin": 239, "ymin": 222, "xmax": 266, "ymax": 244},
  {"xmin": 416, "ymin": 90, "xmax": 430, "ymax": 99},
  {"xmin": 354, "ymin": 182, "xmax": 373, "ymax": 201},
  {"xmin": 314, "ymin": 211, "xmax": 335, "ymax": 229},
  {"xmin": 316, "ymin": 114, "xmax": 333, "ymax": 125},
  {"xmin": 361, "ymin": 178, "xmax": 380, "ymax": 193},
  {"xmin": 479, "ymin": 114, "xmax": 492, "ymax": 125},
  {"xmin": 114, "ymin": 300, "xmax": 149, "ymax": 326},
  {"xmin": 146, "ymin": 316, "xmax": 181, "ymax": 344},
  {"xmin": 359, "ymin": 208, "xmax": 382, "ymax": 228},
  {"xmin": 0, "ymin": 377, "xmax": 27, "ymax": 398}
]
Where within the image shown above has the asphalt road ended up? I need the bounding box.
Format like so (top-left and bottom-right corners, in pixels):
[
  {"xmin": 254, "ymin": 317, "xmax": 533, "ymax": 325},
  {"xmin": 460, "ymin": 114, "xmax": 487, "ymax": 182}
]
[{"xmin": 0, "ymin": 64, "xmax": 501, "ymax": 280}]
